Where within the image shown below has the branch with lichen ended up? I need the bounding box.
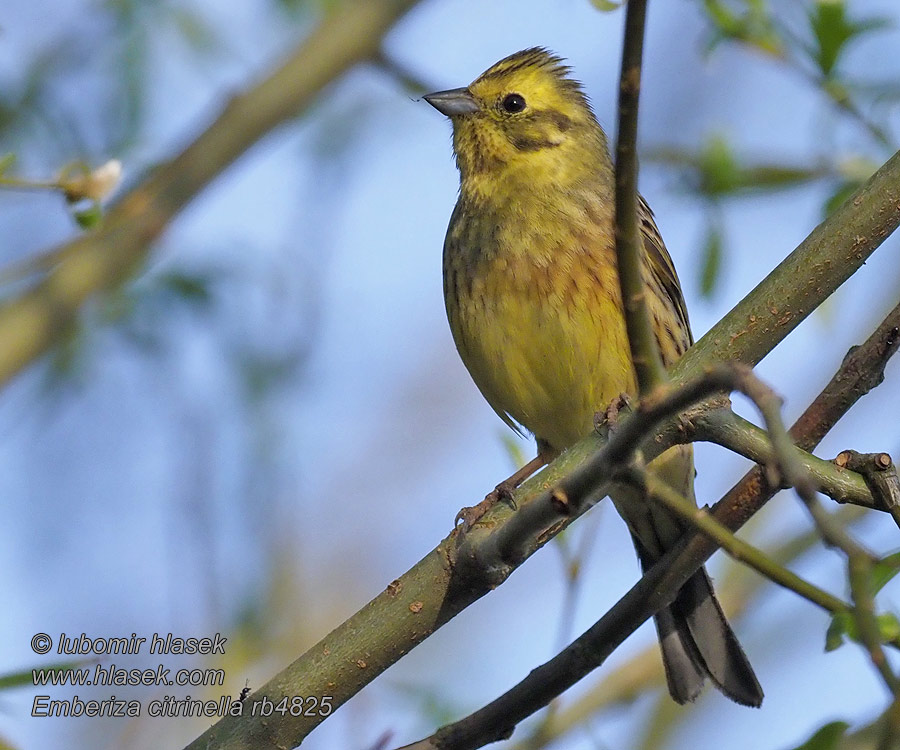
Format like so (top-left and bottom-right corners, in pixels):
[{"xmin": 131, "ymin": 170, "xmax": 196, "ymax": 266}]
[{"xmin": 613, "ymin": 0, "xmax": 667, "ymax": 393}]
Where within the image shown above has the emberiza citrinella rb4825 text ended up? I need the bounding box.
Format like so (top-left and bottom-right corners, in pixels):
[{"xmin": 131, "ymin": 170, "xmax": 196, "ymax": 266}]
[{"xmin": 424, "ymin": 47, "xmax": 763, "ymax": 707}]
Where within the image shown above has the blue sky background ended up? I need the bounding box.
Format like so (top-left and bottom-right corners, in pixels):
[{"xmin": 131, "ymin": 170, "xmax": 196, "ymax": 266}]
[{"xmin": 2, "ymin": 1, "xmax": 900, "ymax": 749}]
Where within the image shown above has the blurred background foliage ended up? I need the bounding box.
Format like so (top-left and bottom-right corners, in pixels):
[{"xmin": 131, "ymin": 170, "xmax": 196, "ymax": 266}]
[{"xmin": 1, "ymin": 1, "xmax": 900, "ymax": 749}]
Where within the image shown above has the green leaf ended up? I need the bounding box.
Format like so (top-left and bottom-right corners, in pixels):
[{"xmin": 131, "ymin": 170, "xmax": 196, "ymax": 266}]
[
  {"xmin": 871, "ymin": 551, "xmax": 900, "ymax": 594},
  {"xmin": 825, "ymin": 610, "xmax": 853, "ymax": 651},
  {"xmin": 702, "ymin": 0, "xmax": 783, "ymax": 57},
  {"xmin": 789, "ymin": 721, "xmax": 850, "ymax": 750},
  {"xmin": 649, "ymin": 144, "xmax": 826, "ymax": 201},
  {"xmin": 698, "ymin": 134, "xmax": 741, "ymax": 196},
  {"xmin": 699, "ymin": 223, "xmax": 723, "ymax": 298},
  {"xmin": 823, "ymin": 180, "xmax": 861, "ymax": 218},
  {"xmin": 158, "ymin": 271, "xmax": 213, "ymax": 307},
  {"xmin": 738, "ymin": 164, "xmax": 826, "ymax": 191},
  {"xmin": 704, "ymin": 0, "xmax": 739, "ymax": 33},
  {"xmin": 696, "ymin": 135, "xmax": 825, "ymax": 197},
  {"xmin": 809, "ymin": 1, "xmax": 892, "ymax": 78},
  {"xmin": 589, "ymin": 0, "xmax": 623, "ymax": 10},
  {"xmin": 876, "ymin": 612, "xmax": 900, "ymax": 642},
  {"xmin": 824, "ymin": 609, "xmax": 900, "ymax": 651},
  {"xmin": 810, "ymin": 1, "xmax": 854, "ymax": 77},
  {"xmin": 73, "ymin": 202, "xmax": 102, "ymax": 229},
  {"xmin": 0, "ymin": 152, "xmax": 15, "ymax": 175}
]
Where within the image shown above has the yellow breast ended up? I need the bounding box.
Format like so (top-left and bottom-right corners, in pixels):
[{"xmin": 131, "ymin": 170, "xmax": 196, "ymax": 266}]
[{"xmin": 443, "ymin": 193, "xmax": 636, "ymax": 452}]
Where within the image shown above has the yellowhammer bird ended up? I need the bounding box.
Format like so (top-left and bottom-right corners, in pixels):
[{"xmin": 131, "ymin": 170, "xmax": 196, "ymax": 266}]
[{"xmin": 424, "ymin": 47, "xmax": 763, "ymax": 707}]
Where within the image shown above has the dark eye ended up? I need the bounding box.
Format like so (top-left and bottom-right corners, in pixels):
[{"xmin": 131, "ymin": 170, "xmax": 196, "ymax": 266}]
[{"xmin": 501, "ymin": 93, "xmax": 526, "ymax": 113}]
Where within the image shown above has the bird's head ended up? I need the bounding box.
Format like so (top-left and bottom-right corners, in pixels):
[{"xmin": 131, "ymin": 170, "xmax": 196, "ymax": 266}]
[{"xmin": 424, "ymin": 48, "xmax": 608, "ymax": 193}]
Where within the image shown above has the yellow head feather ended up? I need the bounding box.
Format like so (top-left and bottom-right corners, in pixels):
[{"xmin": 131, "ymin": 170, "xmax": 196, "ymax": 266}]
[{"xmin": 429, "ymin": 48, "xmax": 609, "ymax": 193}]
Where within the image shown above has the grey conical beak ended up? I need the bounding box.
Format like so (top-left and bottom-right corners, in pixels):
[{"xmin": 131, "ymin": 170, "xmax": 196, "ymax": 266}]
[{"xmin": 423, "ymin": 87, "xmax": 480, "ymax": 116}]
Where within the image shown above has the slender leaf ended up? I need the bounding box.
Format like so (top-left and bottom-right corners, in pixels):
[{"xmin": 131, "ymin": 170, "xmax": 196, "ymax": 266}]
[
  {"xmin": 590, "ymin": 0, "xmax": 623, "ymax": 10},
  {"xmin": 789, "ymin": 721, "xmax": 850, "ymax": 750},
  {"xmin": 700, "ymin": 221, "xmax": 723, "ymax": 297},
  {"xmin": 871, "ymin": 551, "xmax": 900, "ymax": 594}
]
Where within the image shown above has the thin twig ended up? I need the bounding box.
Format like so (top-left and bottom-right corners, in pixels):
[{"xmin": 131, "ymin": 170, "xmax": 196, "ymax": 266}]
[
  {"xmin": 797, "ymin": 464, "xmax": 899, "ymax": 699},
  {"xmin": 695, "ymin": 409, "xmax": 874, "ymax": 508},
  {"xmin": 641, "ymin": 462, "xmax": 900, "ymax": 699},
  {"xmin": 482, "ymin": 364, "xmax": 758, "ymax": 569},
  {"xmin": 836, "ymin": 450, "xmax": 900, "ymax": 531},
  {"xmin": 631, "ymin": 468, "xmax": 848, "ymax": 615},
  {"xmin": 694, "ymin": 349, "xmax": 900, "ymax": 699},
  {"xmin": 539, "ymin": 361, "xmax": 865, "ymax": 536},
  {"xmin": 848, "ymin": 555, "xmax": 900, "ymax": 695},
  {"xmin": 0, "ymin": 176, "xmax": 61, "ymax": 191},
  {"xmin": 614, "ymin": 0, "xmax": 667, "ymax": 392}
]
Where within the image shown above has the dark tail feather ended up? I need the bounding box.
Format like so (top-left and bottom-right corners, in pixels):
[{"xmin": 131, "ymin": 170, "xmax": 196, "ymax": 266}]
[
  {"xmin": 620, "ymin": 446, "xmax": 763, "ymax": 706},
  {"xmin": 653, "ymin": 604, "xmax": 706, "ymax": 704},
  {"xmin": 674, "ymin": 568, "xmax": 764, "ymax": 707},
  {"xmin": 635, "ymin": 536, "xmax": 763, "ymax": 706}
]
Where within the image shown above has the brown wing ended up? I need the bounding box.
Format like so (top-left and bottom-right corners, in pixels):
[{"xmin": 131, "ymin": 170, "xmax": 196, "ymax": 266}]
[{"xmin": 638, "ymin": 194, "xmax": 693, "ymax": 359}]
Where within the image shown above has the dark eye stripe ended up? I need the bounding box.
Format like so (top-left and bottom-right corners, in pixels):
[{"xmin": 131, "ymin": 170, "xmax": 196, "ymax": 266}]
[
  {"xmin": 545, "ymin": 110, "xmax": 572, "ymax": 132},
  {"xmin": 509, "ymin": 135, "xmax": 561, "ymax": 151}
]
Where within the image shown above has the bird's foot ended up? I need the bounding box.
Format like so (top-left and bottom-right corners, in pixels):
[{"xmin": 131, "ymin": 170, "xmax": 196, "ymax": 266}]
[
  {"xmin": 594, "ymin": 392, "xmax": 632, "ymax": 433},
  {"xmin": 455, "ymin": 480, "xmax": 518, "ymax": 533}
]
